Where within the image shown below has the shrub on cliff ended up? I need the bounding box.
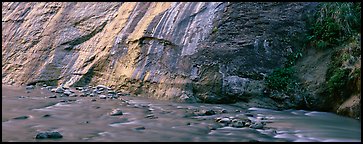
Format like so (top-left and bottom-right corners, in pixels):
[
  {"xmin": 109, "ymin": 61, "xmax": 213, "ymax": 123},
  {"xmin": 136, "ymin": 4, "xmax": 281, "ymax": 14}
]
[
  {"xmin": 265, "ymin": 67, "xmax": 297, "ymax": 93},
  {"xmin": 307, "ymin": 2, "xmax": 361, "ymax": 49}
]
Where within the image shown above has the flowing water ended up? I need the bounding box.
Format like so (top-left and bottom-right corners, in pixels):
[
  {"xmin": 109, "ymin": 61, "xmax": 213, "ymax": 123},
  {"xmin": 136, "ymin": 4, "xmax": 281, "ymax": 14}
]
[{"xmin": 2, "ymin": 85, "xmax": 361, "ymax": 142}]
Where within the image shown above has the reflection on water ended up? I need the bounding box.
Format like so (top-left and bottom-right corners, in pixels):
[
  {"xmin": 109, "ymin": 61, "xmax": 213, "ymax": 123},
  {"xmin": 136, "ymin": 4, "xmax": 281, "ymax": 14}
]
[{"xmin": 2, "ymin": 85, "xmax": 361, "ymax": 142}]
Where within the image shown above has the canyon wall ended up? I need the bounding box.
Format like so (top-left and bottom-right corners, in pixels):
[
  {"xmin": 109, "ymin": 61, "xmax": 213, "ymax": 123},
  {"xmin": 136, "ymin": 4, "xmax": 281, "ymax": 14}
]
[{"xmin": 2, "ymin": 2, "xmax": 359, "ymax": 118}]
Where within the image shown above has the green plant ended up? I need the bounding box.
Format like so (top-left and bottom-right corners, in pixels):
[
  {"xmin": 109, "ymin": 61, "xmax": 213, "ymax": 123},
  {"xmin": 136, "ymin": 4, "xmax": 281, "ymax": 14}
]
[
  {"xmin": 212, "ymin": 27, "xmax": 218, "ymax": 34},
  {"xmin": 327, "ymin": 68, "xmax": 350, "ymax": 94},
  {"xmin": 307, "ymin": 2, "xmax": 361, "ymax": 49},
  {"xmin": 266, "ymin": 67, "xmax": 296, "ymax": 92},
  {"xmin": 285, "ymin": 51, "xmax": 303, "ymax": 67}
]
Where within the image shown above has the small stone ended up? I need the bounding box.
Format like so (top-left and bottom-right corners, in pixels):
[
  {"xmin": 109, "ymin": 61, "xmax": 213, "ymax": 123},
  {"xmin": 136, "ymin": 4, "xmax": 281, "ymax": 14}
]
[
  {"xmin": 145, "ymin": 114, "xmax": 158, "ymax": 119},
  {"xmin": 96, "ymin": 85, "xmax": 109, "ymax": 90},
  {"xmin": 218, "ymin": 118, "xmax": 231, "ymax": 124},
  {"xmin": 55, "ymin": 87, "xmax": 64, "ymax": 93},
  {"xmin": 109, "ymin": 109, "xmax": 123, "ymax": 116},
  {"xmin": 35, "ymin": 131, "xmax": 63, "ymax": 139},
  {"xmin": 48, "ymin": 95, "xmax": 57, "ymax": 98},
  {"xmin": 235, "ymin": 110, "xmax": 241, "ymax": 113},
  {"xmin": 76, "ymin": 87, "xmax": 83, "ymax": 91},
  {"xmin": 221, "ymin": 109, "xmax": 228, "ymax": 113},
  {"xmin": 46, "ymin": 86, "xmax": 54, "ymax": 90},
  {"xmin": 69, "ymin": 94, "xmax": 77, "ymax": 97},
  {"xmin": 26, "ymin": 85, "xmax": 35, "ymax": 90},
  {"xmin": 91, "ymin": 99, "xmax": 96, "ymax": 102},
  {"xmin": 63, "ymin": 90, "xmax": 72, "ymax": 96},
  {"xmin": 60, "ymin": 100, "xmax": 67, "ymax": 103},
  {"xmin": 80, "ymin": 93, "xmax": 86, "ymax": 97},
  {"xmin": 43, "ymin": 84, "xmax": 47, "ymax": 87},
  {"xmin": 89, "ymin": 93, "xmax": 95, "ymax": 97},
  {"xmin": 204, "ymin": 110, "xmax": 216, "ymax": 115},
  {"xmin": 108, "ymin": 90, "xmax": 116, "ymax": 94},
  {"xmin": 99, "ymin": 95, "xmax": 107, "ymax": 99},
  {"xmin": 13, "ymin": 115, "xmax": 29, "ymax": 120}
]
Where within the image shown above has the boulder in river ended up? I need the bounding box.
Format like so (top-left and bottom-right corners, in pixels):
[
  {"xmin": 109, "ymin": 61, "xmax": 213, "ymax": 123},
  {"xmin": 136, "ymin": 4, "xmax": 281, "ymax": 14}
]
[
  {"xmin": 13, "ymin": 115, "xmax": 29, "ymax": 120},
  {"xmin": 35, "ymin": 131, "xmax": 63, "ymax": 139},
  {"xmin": 216, "ymin": 117, "xmax": 231, "ymax": 124},
  {"xmin": 249, "ymin": 121, "xmax": 264, "ymax": 129},
  {"xmin": 204, "ymin": 109, "xmax": 216, "ymax": 115}
]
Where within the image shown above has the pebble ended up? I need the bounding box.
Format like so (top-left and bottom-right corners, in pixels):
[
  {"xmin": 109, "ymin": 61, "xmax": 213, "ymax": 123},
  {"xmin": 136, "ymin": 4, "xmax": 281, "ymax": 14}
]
[
  {"xmin": 63, "ymin": 90, "xmax": 72, "ymax": 96},
  {"xmin": 109, "ymin": 109, "xmax": 123, "ymax": 116},
  {"xmin": 35, "ymin": 131, "xmax": 63, "ymax": 139},
  {"xmin": 26, "ymin": 85, "xmax": 35, "ymax": 90},
  {"xmin": 55, "ymin": 87, "xmax": 64, "ymax": 93},
  {"xmin": 108, "ymin": 90, "xmax": 116, "ymax": 94},
  {"xmin": 46, "ymin": 86, "xmax": 54, "ymax": 90},
  {"xmin": 217, "ymin": 117, "xmax": 231, "ymax": 124},
  {"xmin": 221, "ymin": 109, "xmax": 228, "ymax": 113},
  {"xmin": 99, "ymin": 95, "xmax": 107, "ymax": 99},
  {"xmin": 69, "ymin": 94, "xmax": 77, "ymax": 97},
  {"xmin": 145, "ymin": 114, "xmax": 158, "ymax": 119}
]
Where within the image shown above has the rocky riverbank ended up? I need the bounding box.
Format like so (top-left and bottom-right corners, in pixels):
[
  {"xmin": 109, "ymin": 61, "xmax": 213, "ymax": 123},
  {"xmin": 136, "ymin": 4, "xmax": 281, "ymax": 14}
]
[{"xmin": 2, "ymin": 85, "xmax": 361, "ymax": 142}]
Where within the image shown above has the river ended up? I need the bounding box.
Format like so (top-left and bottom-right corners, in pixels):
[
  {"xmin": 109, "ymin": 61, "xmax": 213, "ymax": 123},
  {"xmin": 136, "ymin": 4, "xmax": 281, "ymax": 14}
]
[{"xmin": 2, "ymin": 85, "xmax": 361, "ymax": 142}]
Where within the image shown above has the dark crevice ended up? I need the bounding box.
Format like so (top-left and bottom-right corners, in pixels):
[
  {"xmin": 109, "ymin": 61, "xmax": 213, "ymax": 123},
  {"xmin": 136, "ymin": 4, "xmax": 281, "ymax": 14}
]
[
  {"xmin": 128, "ymin": 36, "xmax": 179, "ymax": 47},
  {"xmin": 71, "ymin": 67, "xmax": 95, "ymax": 87}
]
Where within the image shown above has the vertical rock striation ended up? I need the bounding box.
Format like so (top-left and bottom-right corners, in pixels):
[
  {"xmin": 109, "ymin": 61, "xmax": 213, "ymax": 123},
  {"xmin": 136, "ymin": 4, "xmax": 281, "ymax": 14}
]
[{"xmin": 2, "ymin": 2, "xmax": 321, "ymax": 106}]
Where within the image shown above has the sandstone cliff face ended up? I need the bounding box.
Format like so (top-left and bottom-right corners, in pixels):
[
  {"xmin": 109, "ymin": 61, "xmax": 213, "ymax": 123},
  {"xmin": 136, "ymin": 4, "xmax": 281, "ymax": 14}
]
[
  {"xmin": 2, "ymin": 3, "xmax": 318, "ymax": 105},
  {"xmin": 2, "ymin": 2, "xmax": 314, "ymax": 103}
]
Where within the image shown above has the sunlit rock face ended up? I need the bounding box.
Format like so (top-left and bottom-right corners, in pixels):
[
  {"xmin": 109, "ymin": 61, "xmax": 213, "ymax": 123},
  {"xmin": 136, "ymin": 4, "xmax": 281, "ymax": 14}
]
[{"xmin": 2, "ymin": 2, "xmax": 314, "ymax": 104}]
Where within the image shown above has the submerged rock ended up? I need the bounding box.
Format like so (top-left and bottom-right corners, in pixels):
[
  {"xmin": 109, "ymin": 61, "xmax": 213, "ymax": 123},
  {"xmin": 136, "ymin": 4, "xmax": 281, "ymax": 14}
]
[
  {"xmin": 35, "ymin": 131, "xmax": 63, "ymax": 139},
  {"xmin": 48, "ymin": 95, "xmax": 57, "ymax": 98},
  {"xmin": 249, "ymin": 121, "xmax": 264, "ymax": 129},
  {"xmin": 204, "ymin": 110, "xmax": 216, "ymax": 115},
  {"xmin": 13, "ymin": 115, "xmax": 29, "ymax": 120},
  {"xmin": 134, "ymin": 126, "xmax": 145, "ymax": 130},
  {"xmin": 109, "ymin": 109, "xmax": 123, "ymax": 116}
]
